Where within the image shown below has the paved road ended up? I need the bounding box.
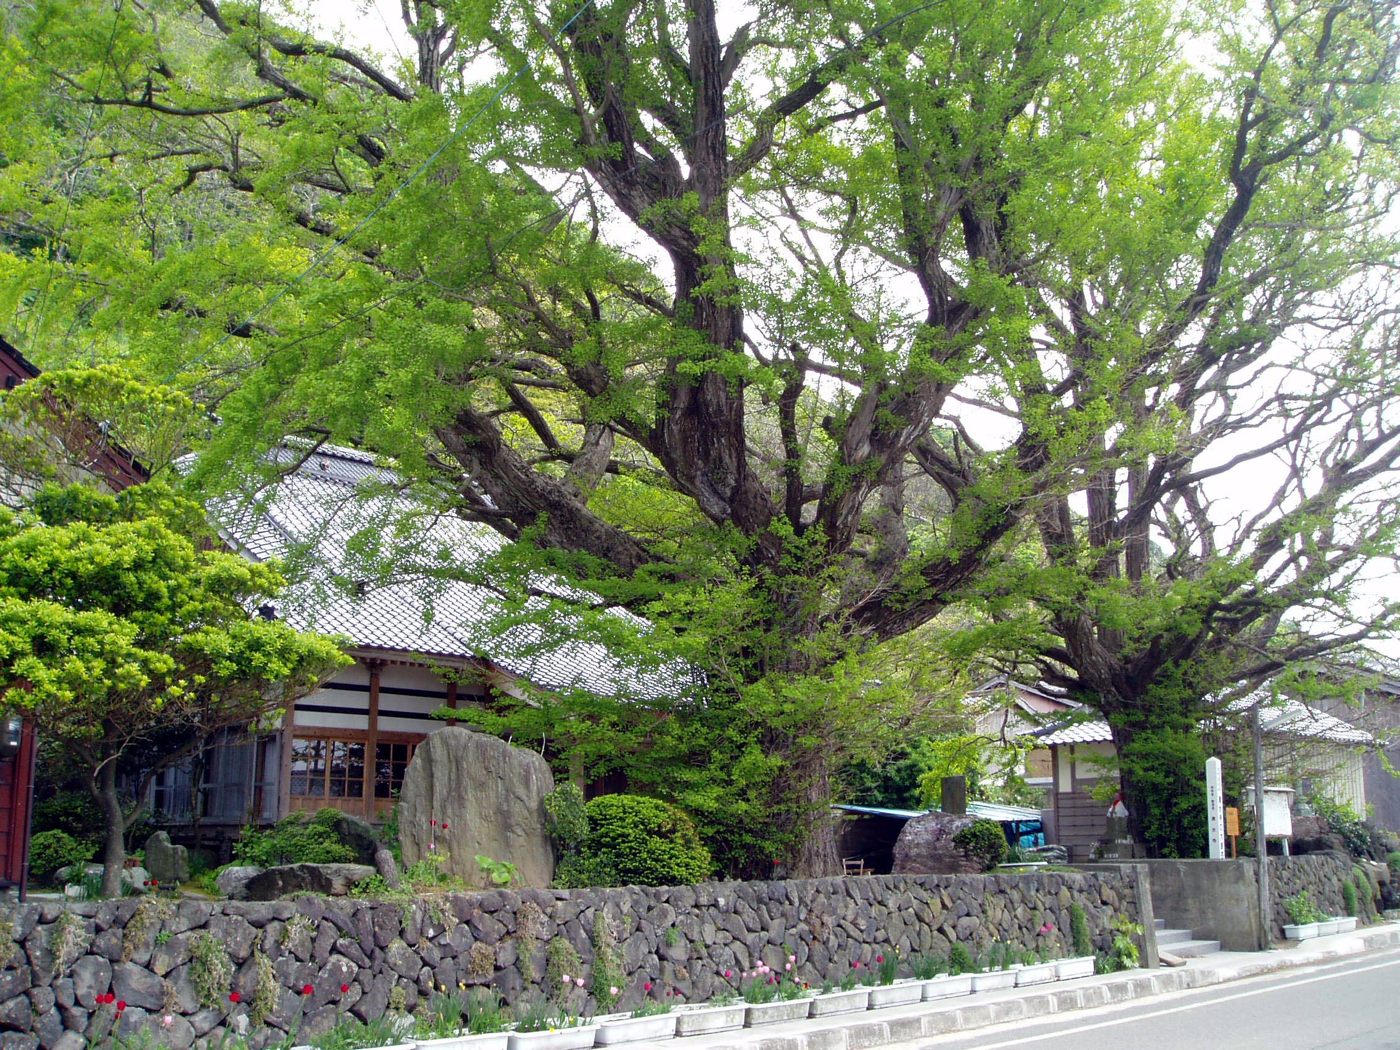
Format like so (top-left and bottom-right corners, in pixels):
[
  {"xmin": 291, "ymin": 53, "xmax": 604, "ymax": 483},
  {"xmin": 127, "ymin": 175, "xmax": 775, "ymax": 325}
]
[{"xmin": 885, "ymin": 948, "xmax": 1400, "ymax": 1049}]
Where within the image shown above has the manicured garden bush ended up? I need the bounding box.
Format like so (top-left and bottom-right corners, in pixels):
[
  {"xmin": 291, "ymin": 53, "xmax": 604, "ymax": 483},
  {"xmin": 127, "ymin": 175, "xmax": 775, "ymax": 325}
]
[
  {"xmin": 555, "ymin": 793, "xmax": 713, "ymax": 887},
  {"xmin": 232, "ymin": 808, "xmax": 356, "ymax": 867},
  {"xmin": 28, "ymin": 829, "xmax": 95, "ymax": 882},
  {"xmin": 952, "ymin": 819, "xmax": 1008, "ymax": 871}
]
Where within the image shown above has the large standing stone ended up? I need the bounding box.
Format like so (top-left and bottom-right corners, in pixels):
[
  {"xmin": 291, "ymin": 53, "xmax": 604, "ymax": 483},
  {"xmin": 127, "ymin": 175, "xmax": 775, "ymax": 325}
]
[
  {"xmin": 143, "ymin": 832, "xmax": 189, "ymax": 886},
  {"xmin": 398, "ymin": 727, "xmax": 555, "ymax": 888},
  {"xmin": 891, "ymin": 812, "xmax": 982, "ymax": 875}
]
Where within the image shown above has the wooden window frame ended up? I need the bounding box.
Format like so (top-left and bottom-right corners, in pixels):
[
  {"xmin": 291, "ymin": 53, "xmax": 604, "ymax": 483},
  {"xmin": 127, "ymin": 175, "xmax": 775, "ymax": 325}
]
[{"xmin": 284, "ymin": 728, "xmax": 423, "ymax": 820}]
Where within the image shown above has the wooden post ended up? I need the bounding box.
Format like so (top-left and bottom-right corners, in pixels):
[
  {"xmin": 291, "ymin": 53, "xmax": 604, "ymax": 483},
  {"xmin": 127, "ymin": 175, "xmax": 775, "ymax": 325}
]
[
  {"xmin": 364, "ymin": 660, "xmax": 382, "ymax": 819},
  {"xmin": 446, "ymin": 680, "xmax": 458, "ymax": 727},
  {"xmin": 276, "ymin": 703, "xmax": 297, "ymax": 822}
]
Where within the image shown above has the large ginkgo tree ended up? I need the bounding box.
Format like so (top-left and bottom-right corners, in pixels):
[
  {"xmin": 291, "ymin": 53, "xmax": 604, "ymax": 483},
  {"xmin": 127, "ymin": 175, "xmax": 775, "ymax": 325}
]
[{"xmin": 2, "ymin": 0, "xmax": 1397, "ymax": 868}]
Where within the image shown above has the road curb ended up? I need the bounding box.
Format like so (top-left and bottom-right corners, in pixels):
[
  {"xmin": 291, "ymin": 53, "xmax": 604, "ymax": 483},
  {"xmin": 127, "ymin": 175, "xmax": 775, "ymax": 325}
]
[{"xmin": 676, "ymin": 923, "xmax": 1400, "ymax": 1050}]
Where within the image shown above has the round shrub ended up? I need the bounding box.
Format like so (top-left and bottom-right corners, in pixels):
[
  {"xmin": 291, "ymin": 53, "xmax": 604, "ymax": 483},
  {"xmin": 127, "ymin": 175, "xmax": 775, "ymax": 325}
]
[
  {"xmin": 952, "ymin": 819, "xmax": 1008, "ymax": 871},
  {"xmin": 29, "ymin": 829, "xmax": 96, "ymax": 882},
  {"xmin": 557, "ymin": 794, "xmax": 712, "ymax": 887}
]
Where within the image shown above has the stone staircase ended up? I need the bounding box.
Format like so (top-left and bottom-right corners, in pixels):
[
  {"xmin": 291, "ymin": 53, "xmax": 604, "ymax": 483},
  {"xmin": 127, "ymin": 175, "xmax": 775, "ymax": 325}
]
[{"xmin": 1154, "ymin": 917, "xmax": 1222, "ymax": 958}]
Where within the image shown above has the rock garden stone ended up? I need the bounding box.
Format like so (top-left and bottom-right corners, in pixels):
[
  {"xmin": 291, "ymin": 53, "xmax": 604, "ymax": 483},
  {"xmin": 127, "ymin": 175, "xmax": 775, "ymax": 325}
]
[
  {"xmin": 214, "ymin": 866, "xmax": 263, "ymax": 901},
  {"xmin": 143, "ymin": 832, "xmax": 190, "ymax": 886},
  {"xmin": 241, "ymin": 863, "xmax": 377, "ymax": 900}
]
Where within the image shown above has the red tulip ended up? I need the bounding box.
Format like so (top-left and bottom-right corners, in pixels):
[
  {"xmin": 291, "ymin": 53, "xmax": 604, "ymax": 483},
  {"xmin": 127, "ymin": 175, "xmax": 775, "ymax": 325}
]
[
  {"xmin": 116, "ymin": 1001, "xmax": 126, "ymax": 1013},
  {"xmin": 302, "ymin": 984, "xmax": 314, "ymax": 996},
  {"xmin": 340, "ymin": 983, "xmax": 350, "ymax": 994},
  {"xmin": 229, "ymin": 992, "xmax": 241, "ymax": 1004}
]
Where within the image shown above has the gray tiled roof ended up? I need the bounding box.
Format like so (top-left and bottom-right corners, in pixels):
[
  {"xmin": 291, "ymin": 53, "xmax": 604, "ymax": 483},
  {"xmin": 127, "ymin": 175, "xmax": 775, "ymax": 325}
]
[
  {"xmin": 206, "ymin": 442, "xmax": 690, "ymax": 701},
  {"xmin": 1038, "ymin": 688, "xmax": 1371, "ymax": 747}
]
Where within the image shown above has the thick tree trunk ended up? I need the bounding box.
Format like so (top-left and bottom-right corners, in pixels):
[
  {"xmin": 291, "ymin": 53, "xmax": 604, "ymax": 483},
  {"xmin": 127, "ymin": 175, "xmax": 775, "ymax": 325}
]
[
  {"xmin": 92, "ymin": 753, "xmax": 128, "ymax": 898},
  {"xmin": 1106, "ymin": 719, "xmax": 1149, "ymax": 850},
  {"xmin": 783, "ymin": 748, "xmax": 841, "ymax": 878}
]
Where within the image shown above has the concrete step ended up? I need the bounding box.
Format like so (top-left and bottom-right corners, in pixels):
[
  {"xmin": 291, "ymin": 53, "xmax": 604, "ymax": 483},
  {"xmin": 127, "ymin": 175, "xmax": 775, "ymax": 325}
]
[
  {"xmin": 1155, "ymin": 928, "xmax": 1195, "ymax": 946},
  {"xmin": 1167, "ymin": 937, "xmax": 1222, "ymax": 958}
]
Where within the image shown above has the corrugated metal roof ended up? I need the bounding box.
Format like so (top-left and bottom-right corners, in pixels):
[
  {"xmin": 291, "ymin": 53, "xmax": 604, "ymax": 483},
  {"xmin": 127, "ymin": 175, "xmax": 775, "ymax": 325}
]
[
  {"xmin": 832, "ymin": 801, "xmax": 1042, "ymax": 822},
  {"xmin": 205, "ymin": 442, "xmax": 693, "ymax": 701}
]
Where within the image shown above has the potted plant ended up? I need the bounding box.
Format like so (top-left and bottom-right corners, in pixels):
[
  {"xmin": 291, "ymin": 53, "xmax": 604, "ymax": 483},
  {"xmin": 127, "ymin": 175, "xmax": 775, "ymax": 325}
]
[
  {"xmin": 739, "ymin": 960, "xmax": 811, "ymax": 1026},
  {"xmin": 302, "ymin": 1015, "xmax": 415, "ymax": 1050},
  {"xmin": 1283, "ymin": 891, "xmax": 1326, "ymax": 940},
  {"xmin": 413, "ymin": 989, "xmax": 512, "ymax": 1050},
  {"xmin": 911, "ymin": 953, "xmax": 972, "ymax": 1001},
  {"xmin": 866, "ymin": 951, "xmax": 921, "ymax": 1008},
  {"xmin": 1013, "ymin": 949, "xmax": 1057, "ymax": 987},
  {"xmin": 594, "ymin": 981, "xmax": 678, "ymax": 1046},
  {"xmin": 505, "ymin": 998, "xmax": 597, "ymax": 1050},
  {"xmin": 970, "ymin": 943, "xmax": 1017, "ymax": 992},
  {"xmin": 807, "ymin": 972, "xmax": 870, "ymax": 1017},
  {"xmin": 672, "ymin": 994, "xmax": 746, "ymax": 1037},
  {"xmin": 1054, "ymin": 955, "xmax": 1096, "ymax": 980}
]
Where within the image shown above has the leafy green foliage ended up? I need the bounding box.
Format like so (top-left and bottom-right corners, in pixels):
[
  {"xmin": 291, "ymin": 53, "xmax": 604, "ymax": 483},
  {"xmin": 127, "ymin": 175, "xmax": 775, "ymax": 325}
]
[
  {"xmin": 0, "ymin": 481, "xmax": 347, "ymax": 890},
  {"xmin": 952, "ymin": 820, "xmax": 1008, "ymax": 871},
  {"xmin": 31, "ymin": 791, "xmax": 103, "ymax": 843},
  {"xmin": 1308, "ymin": 795, "xmax": 1371, "ymax": 859},
  {"xmin": 27, "ymin": 829, "xmax": 94, "ymax": 882},
  {"xmin": 1069, "ymin": 903, "xmax": 1093, "ymax": 958},
  {"xmin": 1284, "ymin": 892, "xmax": 1326, "ymax": 926},
  {"xmin": 948, "ymin": 943, "xmax": 975, "ymax": 975},
  {"xmin": 1118, "ymin": 728, "xmax": 1208, "ymax": 858},
  {"xmin": 555, "ymin": 794, "xmax": 713, "ymax": 888},
  {"xmin": 475, "ymin": 855, "xmax": 519, "ymax": 887},
  {"xmin": 1342, "ymin": 879, "xmax": 1358, "ymax": 918},
  {"xmin": 4, "ymin": 0, "xmax": 1398, "ymax": 872},
  {"xmin": 232, "ymin": 811, "xmax": 356, "ymax": 868},
  {"xmin": 1094, "ymin": 917, "xmax": 1142, "ymax": 973}
]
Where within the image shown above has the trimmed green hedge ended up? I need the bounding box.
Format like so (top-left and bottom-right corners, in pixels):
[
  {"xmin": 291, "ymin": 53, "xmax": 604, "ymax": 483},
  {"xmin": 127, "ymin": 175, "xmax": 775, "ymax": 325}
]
[
  {"xmin": 556, "ymin": 793, "xmax": 713, "ymax": 888},
  {"xmin": 952, "ymin": 819, "xmax": 1008, "ymax": 871}
]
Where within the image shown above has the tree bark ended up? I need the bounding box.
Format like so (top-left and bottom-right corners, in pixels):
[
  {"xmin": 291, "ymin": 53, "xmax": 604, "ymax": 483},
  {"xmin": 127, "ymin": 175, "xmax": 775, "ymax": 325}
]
[{"xmin": 92, "ymin": 748, "xmax": 128, "ymax": 899}]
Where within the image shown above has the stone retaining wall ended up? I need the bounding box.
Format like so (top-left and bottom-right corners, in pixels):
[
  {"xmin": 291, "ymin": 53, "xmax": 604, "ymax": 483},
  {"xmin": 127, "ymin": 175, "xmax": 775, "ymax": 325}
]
[
  {"xmin": 1267, "ymin": 852, "xmax": 1356, "ymax": 937},
  {"xmin": 0, "ymin": 870, "xmax": 1142, "ymax": 1050}
]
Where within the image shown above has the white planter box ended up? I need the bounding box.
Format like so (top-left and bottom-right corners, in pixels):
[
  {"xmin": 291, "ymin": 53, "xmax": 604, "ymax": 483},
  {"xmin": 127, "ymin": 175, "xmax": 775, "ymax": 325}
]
[
  {"xmin": 1334, "ymin": 916, "xmax": 1359, "ymax": 933},
  {"xmin": 673, "ymin": 1003, "xmax": 746, "ymax": 1037},
  {"xmin": 593, "ymin": 1013, "xmax": 676, "ymax": 1045},
  {"xmin": 506, "ymin": 1025, "xmax": 597, "ymax": 1050},
  {"xmin": 417, "ymin": 1038, "xmax": 510, "ymax": 1050},
  {"xmin": 1318, "ymin": 919, "xmax": 1342, "ymax": 936},
  {"xmin": 1014, "ymin": 963, "xmax": 1057, "ymax": 987},
  {"xmin": 1053, "ymin": 957, "xmax": 1096, "ymax": 981},
  {"xmin": 920, "ymin": 974, "xmax": 972, "ymax": 1000},
  {"xmin": 866, "ymin": 981, "xmax": 923, "ymax": 1008},
  {"xmin": 970, "ymin": 969, "xmax": 1017, "ymax": 992},
  {"xmin": 807, "ymin": 988, "xmax": 870, "ymax": 1016},
  {"xmin": 1283, "ymin": 922, "xmax": 1320, "ymax": 940},
  {"xmin": 744, "ymin": 999, "xmax": 811, "ymax": 1026}
]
